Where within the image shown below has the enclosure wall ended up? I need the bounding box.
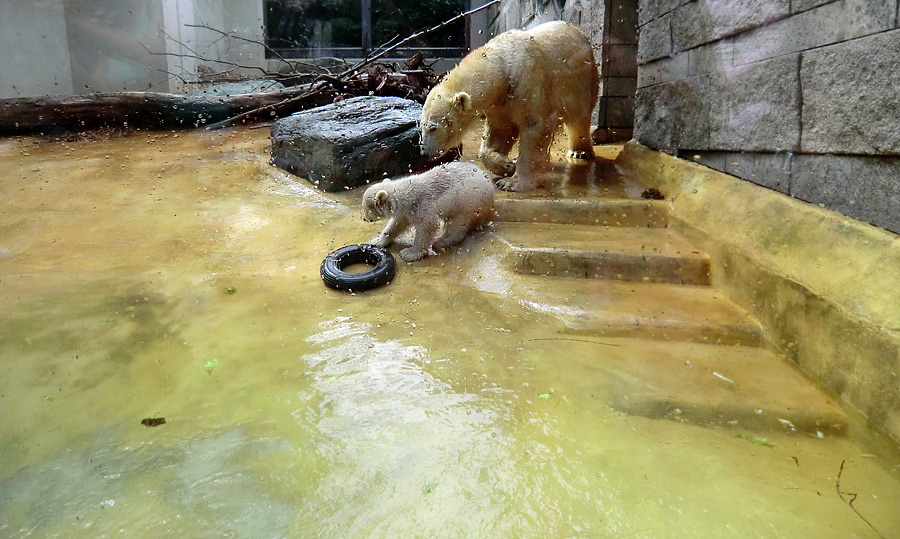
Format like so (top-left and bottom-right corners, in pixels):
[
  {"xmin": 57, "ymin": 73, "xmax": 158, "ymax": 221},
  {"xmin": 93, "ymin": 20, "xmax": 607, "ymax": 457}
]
[{"xmin": 635, "ymin": 0, "xmax": 900, "ymax": 234}]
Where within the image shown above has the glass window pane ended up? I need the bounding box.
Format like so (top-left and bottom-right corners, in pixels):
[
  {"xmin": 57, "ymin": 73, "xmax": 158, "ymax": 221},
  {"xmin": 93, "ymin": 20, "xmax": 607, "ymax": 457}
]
[
  {"xmin": 371, "ymin": 0, "xmax": 464, "ymax": 49},
  {"xmin": 266, "ymin": 0, "xmax": 363, "ymax": 51}
]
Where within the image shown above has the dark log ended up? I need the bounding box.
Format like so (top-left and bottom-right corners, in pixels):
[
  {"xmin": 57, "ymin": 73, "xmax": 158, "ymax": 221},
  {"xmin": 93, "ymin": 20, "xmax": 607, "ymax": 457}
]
[{"xmin": 0, "ymin": 83, "xmax": 335, "ymax": 136}]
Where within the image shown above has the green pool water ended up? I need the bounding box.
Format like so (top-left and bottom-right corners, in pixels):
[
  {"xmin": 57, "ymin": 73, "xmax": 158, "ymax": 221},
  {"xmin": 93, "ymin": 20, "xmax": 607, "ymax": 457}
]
[{"xmin": 1, "ymin": 128, "xmax": 898, "ymax": 538}]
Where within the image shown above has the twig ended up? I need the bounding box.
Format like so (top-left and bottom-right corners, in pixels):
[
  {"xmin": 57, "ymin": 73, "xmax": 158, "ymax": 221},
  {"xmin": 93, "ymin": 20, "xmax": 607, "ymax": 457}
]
[
  {"xmin": 835, "ymin": 460, "xmax": 886, "ymax": 538},
  {"xmin": 158, "ymin": 68, "xmax": 190, "ymax": 85},
  {"xmin": 527, "ymin": 337, "xmax": 621, "ymax": 347},
  {"xmin": 338, "ymin": 0, "xmax": 501, "ymax": 79},
  {"xmin": 142, "ymin": 42, "xmax": 275, "ymax": 78},
  {"xmin": 203, "ymin": 82, "xmax": 331, "ymax": 130},
  {"xmin": 206, "ymin": 2, "xmax": 495, "ymax": 130},
  {"xmin": 185, "ymin": 23, "xmax": 334, "ymax": 74}
]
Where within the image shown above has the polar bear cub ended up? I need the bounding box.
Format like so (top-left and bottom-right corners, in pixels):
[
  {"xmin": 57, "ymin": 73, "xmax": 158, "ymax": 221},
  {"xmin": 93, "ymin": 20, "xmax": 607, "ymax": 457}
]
[{"xmin": 362, "ymin": 161, "xmax": 494, "ymax": 262}]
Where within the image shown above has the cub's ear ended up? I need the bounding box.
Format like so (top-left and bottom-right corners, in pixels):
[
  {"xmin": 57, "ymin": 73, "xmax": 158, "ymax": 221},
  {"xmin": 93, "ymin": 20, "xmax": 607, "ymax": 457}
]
[
  {"xmin": 452, "ymin": 92, "xmax": 472, "ymax": 111},
  {"xmin": 375, "ymin": 190, "xmax": 389, "ymax": 206}
]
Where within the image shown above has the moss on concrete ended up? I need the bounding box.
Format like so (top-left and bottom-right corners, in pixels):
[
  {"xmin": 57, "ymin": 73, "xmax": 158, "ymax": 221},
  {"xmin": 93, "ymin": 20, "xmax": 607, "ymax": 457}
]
[{"xmin": 616, "ymin": 141, "xmax": 900, "ymax": 443}]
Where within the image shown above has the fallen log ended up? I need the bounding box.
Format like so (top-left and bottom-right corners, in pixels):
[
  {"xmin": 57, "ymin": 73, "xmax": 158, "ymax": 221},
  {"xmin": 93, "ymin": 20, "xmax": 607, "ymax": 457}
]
[
  {"xmin": 0, "ymin": 83, "xmax": 335, "ymax": 137},
  {"xmin": 0, "ymin": 1, "xmax": 500, "ymax": 137}
]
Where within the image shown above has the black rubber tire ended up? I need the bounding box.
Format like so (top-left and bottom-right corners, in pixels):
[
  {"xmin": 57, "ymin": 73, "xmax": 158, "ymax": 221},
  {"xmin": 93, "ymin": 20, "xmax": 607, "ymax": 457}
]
[{"xmin": 320, "ymin": 244, "xmax": 396, "ymax": 291}]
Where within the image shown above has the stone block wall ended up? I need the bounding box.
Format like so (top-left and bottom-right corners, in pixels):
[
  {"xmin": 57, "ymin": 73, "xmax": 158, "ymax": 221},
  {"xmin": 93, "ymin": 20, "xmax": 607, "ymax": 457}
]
[
  {"xmin": 636, "ymin": 0, "xmax": 900, "ymax": 233},
  {"xmin": 486, "ymin": 0, "xmax": 638, "ymax": 142}
]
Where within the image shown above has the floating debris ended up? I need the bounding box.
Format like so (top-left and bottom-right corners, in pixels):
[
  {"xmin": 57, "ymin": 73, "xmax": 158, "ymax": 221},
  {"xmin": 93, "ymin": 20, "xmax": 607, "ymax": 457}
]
[
  {"xmin": 736, "ymin": 433, "xmax": 775, "ymax": 447},
  {"xmin": 204, "ymin": 359, "xmax": 219, "ymax": 375},
  {"xmin": 712, "ymin": 371, "xmax": 737, "ymax": 385},
  {"xmin": 141, "ymin": 417, "xmax": 166, "ymax": 427}
]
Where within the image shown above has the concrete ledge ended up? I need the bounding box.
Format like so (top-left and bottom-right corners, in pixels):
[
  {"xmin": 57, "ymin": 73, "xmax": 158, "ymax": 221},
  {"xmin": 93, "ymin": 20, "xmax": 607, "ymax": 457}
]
[{"xmin": 616, "ymin": 141, "xmax": 900, "ymax": 443}]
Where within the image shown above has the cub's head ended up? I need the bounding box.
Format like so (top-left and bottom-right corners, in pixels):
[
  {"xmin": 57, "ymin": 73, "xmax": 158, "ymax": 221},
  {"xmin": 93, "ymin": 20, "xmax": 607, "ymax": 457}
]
[
  {"xmin": 362, "ymin": 180, "xmax": 391, "ymax": 222},
  {"xmin": 420, "ymin": 88, "xmax": 475, "ymax": 157}
]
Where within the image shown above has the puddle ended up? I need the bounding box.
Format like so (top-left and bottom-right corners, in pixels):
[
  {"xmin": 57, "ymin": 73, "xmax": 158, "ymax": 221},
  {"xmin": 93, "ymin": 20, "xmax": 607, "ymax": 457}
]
[{"xmin": 1, "ymin": 128, "xmax": 899, "ymax": 537}]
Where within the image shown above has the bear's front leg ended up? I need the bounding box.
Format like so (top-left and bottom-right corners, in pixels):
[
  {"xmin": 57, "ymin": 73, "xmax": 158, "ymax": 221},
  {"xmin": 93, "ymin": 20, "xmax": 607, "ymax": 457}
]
[
  {"xmin": 496, "ymin": 117, "xmax": 555, "ymax": 192},
  {"xmin": 478, "ymin": 119, "xmax": 518, "ymax": 177},
  {"xmin": 370, "ymin": 216, "xmax": 407, "ymax": 247},
  {"xmin": 479, "ymin": 149, "xmax": 516, "ymax": 177},
  {"xmin": 399, "ymin": 217, "xmax": 438, "ymax": 262}
]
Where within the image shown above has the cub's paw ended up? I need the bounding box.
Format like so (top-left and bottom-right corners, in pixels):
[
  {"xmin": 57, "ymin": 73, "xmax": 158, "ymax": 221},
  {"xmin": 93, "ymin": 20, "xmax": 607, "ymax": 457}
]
[
  {"xmin": 399, "ymin": 247, "xmax": 426, "ymax": 262},
  {"xmin": 566, "ymin": 149, "xmax": 594, "ymax": 165},
  {"xmin": 369, "ymin": 234, "xmax": 392, "ymax": 248}
]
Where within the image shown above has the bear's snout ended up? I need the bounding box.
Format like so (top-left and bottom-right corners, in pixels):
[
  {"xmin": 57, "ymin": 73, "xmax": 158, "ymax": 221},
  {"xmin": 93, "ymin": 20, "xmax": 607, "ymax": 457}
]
[{"xmin": 419, "ymin": 136, "xmax": 442, "ymax": 158}]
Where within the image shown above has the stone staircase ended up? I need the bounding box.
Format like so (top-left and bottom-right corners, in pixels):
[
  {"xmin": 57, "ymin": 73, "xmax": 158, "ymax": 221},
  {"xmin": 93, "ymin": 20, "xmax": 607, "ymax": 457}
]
[{"xmin": 465, "ymin": 192, "xmax": 849, "ymax": 437}]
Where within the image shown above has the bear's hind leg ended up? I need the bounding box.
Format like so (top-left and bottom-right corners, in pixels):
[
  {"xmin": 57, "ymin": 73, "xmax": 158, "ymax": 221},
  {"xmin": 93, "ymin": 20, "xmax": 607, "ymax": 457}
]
[
  {"xmin": 478, "ymin": 119, "xmax": 518, "ymax": 177},
  {"xmin": 433, "ymin": 215, "xmax": 471, "ymax": 251}
]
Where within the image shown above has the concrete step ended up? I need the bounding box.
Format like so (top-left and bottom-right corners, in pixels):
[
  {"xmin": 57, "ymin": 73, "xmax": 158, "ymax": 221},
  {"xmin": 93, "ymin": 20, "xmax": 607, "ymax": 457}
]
[
  {"xmin": 496, "ymin": 222, "xmax": 710, "ymax": 285},
  {"xmin": 491, "ymin": 272, "xmax": 763, "ymax": 346},
  {"xmin": 493, "ymin": 197, "xmax": 668, "ymax": 227},
  {"xmin": 524, "ymin": 337, "xmax": 848, "ymax": 437}
]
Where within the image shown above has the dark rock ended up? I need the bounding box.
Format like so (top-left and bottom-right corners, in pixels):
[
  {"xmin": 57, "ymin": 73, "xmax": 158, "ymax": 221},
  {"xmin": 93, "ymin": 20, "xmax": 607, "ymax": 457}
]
[{"xmin": 271, "ymin": 96, "xmax": 425, "ymax": 192}]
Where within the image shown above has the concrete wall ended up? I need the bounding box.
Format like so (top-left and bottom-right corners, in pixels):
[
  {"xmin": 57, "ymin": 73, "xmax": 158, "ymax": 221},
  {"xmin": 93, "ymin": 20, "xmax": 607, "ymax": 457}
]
[
  {"xmin": 486, "ymin": 0, "xmax": 638, "ymax": 142},
  {"xmin": 635, "ymin": 0, "xmax": 900, "ymax": 234},
  {"xmin": 0, "ymin": 0, "xmax": 74, "ymax": 97},
  {"xmin": 0, "ymin": 0, "xmax": 268, "ymax": 98},
  {"xmin": 618, "ymin": 141, "xmax": 900, "ymax": 444}
]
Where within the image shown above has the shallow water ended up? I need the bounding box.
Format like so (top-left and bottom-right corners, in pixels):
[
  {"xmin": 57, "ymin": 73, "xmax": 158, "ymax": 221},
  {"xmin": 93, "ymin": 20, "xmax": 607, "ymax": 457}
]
[{"xmin": 1, "ymin": 128, "xmax": 899, "ymax": 538}]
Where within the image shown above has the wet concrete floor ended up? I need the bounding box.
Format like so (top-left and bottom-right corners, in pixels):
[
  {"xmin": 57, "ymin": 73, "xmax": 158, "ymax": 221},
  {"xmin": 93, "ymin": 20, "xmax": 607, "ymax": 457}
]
[{"xmin": 1, "ymin": 128, "xmax": 899, "ymax": 537}]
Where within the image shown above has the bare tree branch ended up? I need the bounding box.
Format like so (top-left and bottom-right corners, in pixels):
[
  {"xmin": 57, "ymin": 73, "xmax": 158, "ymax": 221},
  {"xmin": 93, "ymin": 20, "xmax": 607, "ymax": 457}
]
[
  {"xmin": 142, "ymin": 42, "xmax": 277, "ymax": 79},
  {"xmin": 185, "ymin": 23, "xmax": 336, "ymax": 75},
  {"xmin": 338, "ymin": 0, "xmax": 501, "ymax": 78}
]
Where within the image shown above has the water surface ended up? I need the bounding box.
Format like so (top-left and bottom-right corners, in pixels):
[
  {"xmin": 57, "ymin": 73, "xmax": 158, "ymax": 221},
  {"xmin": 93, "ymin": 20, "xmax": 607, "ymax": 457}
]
[{"xmin": 1, "ymin": 128, "xmax": 898, "ymax": 538}]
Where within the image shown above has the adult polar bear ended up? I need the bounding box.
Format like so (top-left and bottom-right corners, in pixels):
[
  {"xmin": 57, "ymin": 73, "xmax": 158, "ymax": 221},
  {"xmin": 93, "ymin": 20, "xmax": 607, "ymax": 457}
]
[{"xmin": 420, "ymin": 21, "xmax": 598, "ymax": 192}]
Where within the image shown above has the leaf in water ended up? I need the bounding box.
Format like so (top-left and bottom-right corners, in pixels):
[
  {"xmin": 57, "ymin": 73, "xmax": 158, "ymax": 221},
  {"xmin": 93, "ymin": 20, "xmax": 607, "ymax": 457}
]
[
  {"xmin": 422, "ymin": 482, "xmax": 439, "ymax": 495},
  {"xmin": 204, "ymin": 359, "xmax": 219, "ymax": 375},
  {"xmin": 736, "ymin": 433, "xmax": 775, "ymax": 447},
  {"xmin": 538, "ymin": 393, "xmax": 551, "ymax": 400},
  {"xmin": 141, "ymin": 417, "xmax": 166, "ymax": 427}
]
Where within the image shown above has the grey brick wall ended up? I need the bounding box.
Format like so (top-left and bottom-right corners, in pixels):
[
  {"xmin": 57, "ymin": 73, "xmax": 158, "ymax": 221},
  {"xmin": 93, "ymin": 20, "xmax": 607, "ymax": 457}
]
[{"xmin": 636, "ymin": 0, "xmax": 900, "ymax": 234}]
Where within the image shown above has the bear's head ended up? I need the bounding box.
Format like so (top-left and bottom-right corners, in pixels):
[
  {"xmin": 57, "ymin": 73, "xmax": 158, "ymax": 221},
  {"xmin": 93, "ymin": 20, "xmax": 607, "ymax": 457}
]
[
  {"xmin": 420, "ymin": 89, "xmax": 475, "ymax": 157},
  {"xmin": 362, "ymin": 180, "xmax": 391, "ymax": 222}
]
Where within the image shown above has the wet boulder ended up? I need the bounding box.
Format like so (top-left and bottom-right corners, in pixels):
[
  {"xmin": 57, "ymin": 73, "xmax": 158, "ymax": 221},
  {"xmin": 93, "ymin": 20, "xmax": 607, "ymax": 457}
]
[{"xmin": 271, "ymin": 96, "xmax": 425, "ymax": 192}]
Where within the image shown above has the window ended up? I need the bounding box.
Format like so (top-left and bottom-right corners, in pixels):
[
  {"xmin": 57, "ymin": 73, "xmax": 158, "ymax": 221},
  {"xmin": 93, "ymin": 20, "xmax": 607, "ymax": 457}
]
[{"xmin": 264, "ymin": 0, "xmax": 466, "ymax": 59}]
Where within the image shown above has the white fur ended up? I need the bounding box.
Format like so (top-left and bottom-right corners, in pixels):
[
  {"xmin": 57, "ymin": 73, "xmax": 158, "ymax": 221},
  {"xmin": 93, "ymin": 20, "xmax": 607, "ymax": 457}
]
[
  {"xmin": 362, "ymin": 162, "xmax": 494, "ymax": 262},
  {"xmin": 420, "ymin": 21, "xmax": 599, "ymax": 192}
]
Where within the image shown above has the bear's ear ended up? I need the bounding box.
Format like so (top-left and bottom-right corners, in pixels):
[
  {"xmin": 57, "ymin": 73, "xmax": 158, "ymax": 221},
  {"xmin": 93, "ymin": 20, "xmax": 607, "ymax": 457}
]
[
  {"xmin": 375, "ymin": 190, "xmax": 389, "ymax": 206},
  {"xmin": 452, "ymin": 92, "xmax": 472, "ymax": 112}
]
